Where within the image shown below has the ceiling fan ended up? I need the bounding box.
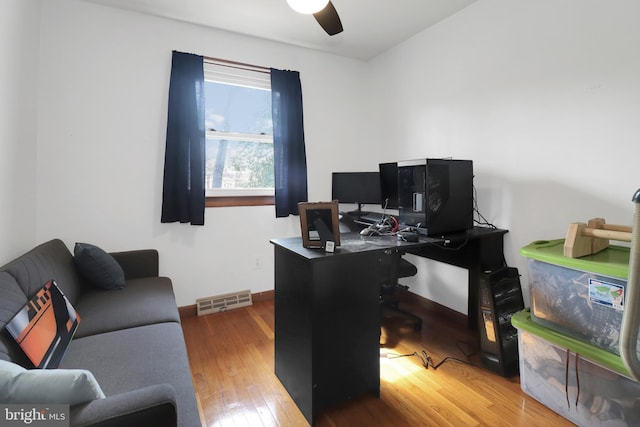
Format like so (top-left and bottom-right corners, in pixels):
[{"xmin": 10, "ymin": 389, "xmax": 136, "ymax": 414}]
[{"xmin": 286, "ymin": 0, "xmax": 343, "ymax": 36}]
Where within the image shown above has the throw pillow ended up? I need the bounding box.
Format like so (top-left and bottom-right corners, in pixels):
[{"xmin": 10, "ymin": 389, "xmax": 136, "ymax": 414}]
[
  {"xmin": 5, "ymin": 281, "xmax": 81, "ymax": 369},
  {"xmin": 74, "ymin": 242, "xmax": 125, "ymax": 290},
  {"xmin": 0, "ymin": 359, "xmax": 105, "ymax": 405}
]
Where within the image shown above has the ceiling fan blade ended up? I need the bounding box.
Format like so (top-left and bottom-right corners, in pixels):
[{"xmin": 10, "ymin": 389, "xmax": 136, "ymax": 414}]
[{"xmin": 313, "ymin": 1, "xmax": 343, "ymax": 36}]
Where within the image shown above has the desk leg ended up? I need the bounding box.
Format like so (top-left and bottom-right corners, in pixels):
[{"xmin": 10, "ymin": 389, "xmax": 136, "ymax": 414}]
[
  {"xmin": 274, "ymin": 247, "xmax": 381, "ymax": 425},
  {"xmin": 274, "ymin": 248, "xmax": 314, "ymax": 423},
  {"xmin": 468, "ymin": 265, "xmax": 481, "ymax": 330},
  {"xmin": 410, "ymin": 231, "xmax": 506, "ymax": 331}
]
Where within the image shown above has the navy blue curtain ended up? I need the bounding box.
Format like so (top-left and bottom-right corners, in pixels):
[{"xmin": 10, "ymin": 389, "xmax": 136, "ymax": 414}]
[
  {"xmin": 271, "ymin": 68, "xmax": 308, "ymax": 217},
  {"xmin": 161, "ymin": 51, "xmax": 206, "ymax": 225}
]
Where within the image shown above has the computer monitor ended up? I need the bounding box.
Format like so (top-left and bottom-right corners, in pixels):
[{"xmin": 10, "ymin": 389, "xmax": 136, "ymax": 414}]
[
  {"xmin": 379, "ymin": 162, "xmax": 399, "ymax": 209},
  {"xmin": 331, "ymin": 172, "xmax": 381, "ymax": 214}
]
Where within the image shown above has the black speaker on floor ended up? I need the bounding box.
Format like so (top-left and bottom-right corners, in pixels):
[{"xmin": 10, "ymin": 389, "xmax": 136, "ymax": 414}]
[{"xmin": 479, "ymin": 267, "xmax": 524, "ymax": 377}]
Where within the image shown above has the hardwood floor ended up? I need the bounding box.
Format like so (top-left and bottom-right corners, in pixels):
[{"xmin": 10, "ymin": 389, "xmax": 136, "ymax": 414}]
[{"xmin": 180, "ymin": 294, "xmax": 574, "ymax": 427}]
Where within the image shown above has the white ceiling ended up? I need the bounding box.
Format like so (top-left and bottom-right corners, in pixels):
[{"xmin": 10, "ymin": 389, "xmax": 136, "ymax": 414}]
[{"xmin": 82, "ymin": 0, "xmax": 477, "ymax": 60}]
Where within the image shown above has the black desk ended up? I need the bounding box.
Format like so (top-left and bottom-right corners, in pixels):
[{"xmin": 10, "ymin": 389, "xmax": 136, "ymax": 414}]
[
  {"xmin": 270, "ymin": 227, "xmax": 507, "ymax": 425},
  {"xmin": 407, "ymin": 226, "xmax": 508, "ymax": 329}
]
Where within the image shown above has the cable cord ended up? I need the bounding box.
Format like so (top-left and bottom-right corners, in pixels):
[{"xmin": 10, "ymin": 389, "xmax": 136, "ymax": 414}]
[
  {"xmin": 365, "ymin": 215, "xmax": 399, "ymax": 236},
  {"xmin": 472, "ymin": 184, "xmax": 497, "ymax": 229},
  {"xmin": 387, "ymin": 341, "xmax": 479, "ymax": 371},
  {"xmin": 471, "ymin": 183, "xmax": 508, "ymax": 268}
]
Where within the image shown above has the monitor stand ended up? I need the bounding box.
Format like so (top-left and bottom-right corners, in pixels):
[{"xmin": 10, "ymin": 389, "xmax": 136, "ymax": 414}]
[{"xmin": 347, "ymin": 203, "xmax": 365, "ymax": 217}]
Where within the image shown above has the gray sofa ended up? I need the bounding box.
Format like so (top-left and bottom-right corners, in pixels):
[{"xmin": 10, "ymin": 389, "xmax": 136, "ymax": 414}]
[{"xmin": 0, "ymin": 239, "xmax": 201, "ymax": 427}]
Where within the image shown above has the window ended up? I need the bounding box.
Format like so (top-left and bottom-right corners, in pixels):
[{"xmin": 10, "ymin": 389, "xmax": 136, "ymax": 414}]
[{"xmin": 204, "ymin": 60, "xmax": 274, "ymax": 206}]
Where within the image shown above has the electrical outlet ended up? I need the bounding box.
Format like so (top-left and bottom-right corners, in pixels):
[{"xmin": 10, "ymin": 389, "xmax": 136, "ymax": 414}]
[{"xmin": 254, "ymin": 256, "xmax": 264, "ymax": 269}]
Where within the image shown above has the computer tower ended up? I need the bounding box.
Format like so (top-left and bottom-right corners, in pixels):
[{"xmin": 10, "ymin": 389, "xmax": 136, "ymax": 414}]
[
  {"xmin": 397, "ymin": 159, "xmax": 473, "ymax": 236},
  {"xmin": 478, "ymin": 267, "xmax": 524, "ymax": 377}
]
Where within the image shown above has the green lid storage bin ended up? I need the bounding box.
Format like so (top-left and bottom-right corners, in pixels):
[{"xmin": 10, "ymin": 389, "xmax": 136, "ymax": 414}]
[
  {"xmin": 520, "ymin": 239, "xmax": 637, "ymax": 356},
  {"xmin": 512, "ymin": 310, "xmax": 640, "ymax": 426}
]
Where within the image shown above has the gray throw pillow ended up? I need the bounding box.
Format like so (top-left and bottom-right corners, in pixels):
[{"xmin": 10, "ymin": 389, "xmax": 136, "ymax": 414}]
[
  {"xmin": 74, "ymin": 243, "xmax": 125, "ymax": 290},
  {"xmin": 0, "ymin": 360, "xmax": 105, "ymax": 405}
]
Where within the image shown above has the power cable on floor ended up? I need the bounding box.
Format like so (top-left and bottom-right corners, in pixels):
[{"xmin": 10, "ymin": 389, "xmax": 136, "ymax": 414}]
[{"xmin": 386, "ymin": 341, "xmax": 479, "ymax": 371}]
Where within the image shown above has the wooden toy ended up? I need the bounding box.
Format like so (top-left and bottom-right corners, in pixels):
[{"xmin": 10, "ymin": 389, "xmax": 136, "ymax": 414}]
[{"xmin": 564, "ymin": 218, "xmax": 632, "ymax": 258}]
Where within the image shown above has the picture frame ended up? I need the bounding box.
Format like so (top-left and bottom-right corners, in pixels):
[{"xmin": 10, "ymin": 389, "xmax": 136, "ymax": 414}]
[{"xmin": 298, "ymin": 201, "xmax": 341, "ymax": 249}]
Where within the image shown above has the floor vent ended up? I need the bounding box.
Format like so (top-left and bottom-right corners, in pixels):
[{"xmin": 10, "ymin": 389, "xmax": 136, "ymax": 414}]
[{"xmin": 197, "ymin": 290, "xmax": 252, "ymax": 316}]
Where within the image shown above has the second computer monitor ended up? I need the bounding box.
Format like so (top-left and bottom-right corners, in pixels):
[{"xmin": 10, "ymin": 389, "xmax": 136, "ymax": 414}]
[
  {"xmin": 331, "ymin": 172, "xmax": 381, "ymax": 213},
  {"xmin": 379, "ymin": 162, "xmax": 399, "ymax": 210}
]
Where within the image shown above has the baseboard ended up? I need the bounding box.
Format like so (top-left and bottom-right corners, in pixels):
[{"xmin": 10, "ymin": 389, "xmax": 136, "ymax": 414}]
[
  {"xmin": 179, "ymin": 289, "xmax": 465, "ymax": 326},
  {"xmin": 179, "ymin": 290, "xmax": 275, "ymax": 320},
  {"xmin": 251, "ymin": 289, "xmax": 274, "ymax": 302},
  {"xmin": 178, "ymin": 304, "xmax": 197, "ymax": 319}
]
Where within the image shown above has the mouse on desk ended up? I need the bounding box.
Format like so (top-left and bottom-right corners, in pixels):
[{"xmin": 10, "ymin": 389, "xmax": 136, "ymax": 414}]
[
  {"xmin": 360, "ymin": 227, "xmax": 377, "ymax": 236},
  {"xmin": 398, "ymin": 231, "xmax": 419, "ymax": 242},
  {"xmin": 360, "ymin": 222, "xmax": 393, "ymax": 236}
]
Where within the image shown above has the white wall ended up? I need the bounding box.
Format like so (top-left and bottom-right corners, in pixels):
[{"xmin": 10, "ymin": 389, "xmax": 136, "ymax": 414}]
[
  {"xmin": 0, "ymin": 0, "xmax": 40, "ymax": 262},
  {"xmin": 368, "ymin": 0, "xmax": 640, "ymax": 313},
  {"xmin": 7, "ymin": 0, "xmax": 640, "ymax": 313},
  {"xmin": 34, "ymin": 0, "xmax": 371, "ymax": 305}
]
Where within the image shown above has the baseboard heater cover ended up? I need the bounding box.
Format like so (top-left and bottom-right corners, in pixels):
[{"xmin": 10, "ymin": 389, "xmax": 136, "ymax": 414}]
[{"xmin": 197, "ymin": 290, "xmax": 252, "ymax": 316}]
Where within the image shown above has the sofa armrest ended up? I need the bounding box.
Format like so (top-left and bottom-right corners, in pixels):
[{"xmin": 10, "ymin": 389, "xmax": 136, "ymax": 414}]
[
  {"xmin": 71, "ymin": 384, "xmax": 177, "ymax": 427},
  {"xmin": 109, "ymin": 250, "xmax": 159, "ymax": 280}
]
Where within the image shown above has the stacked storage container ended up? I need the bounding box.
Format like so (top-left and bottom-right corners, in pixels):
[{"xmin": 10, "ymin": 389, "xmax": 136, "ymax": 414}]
[{"xmin": 515, "ymin": 239, "xmax": 640, "ymax": 426}]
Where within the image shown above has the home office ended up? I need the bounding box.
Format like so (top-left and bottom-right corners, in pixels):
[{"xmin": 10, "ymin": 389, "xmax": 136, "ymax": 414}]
[
  {"xmin": 272, "ymin": 158, "xmax": 520, "ymax": 424},
  {"xmin": 5, "ymin": 1, "xmax": 639, "ymax": 426},
  {"xmin": 331, "ymin": 159, "xmax": 474, "ymax": 237}
]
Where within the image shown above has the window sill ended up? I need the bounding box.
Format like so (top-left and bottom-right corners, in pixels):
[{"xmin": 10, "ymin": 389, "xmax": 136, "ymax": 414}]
[{"xmin": 206, "ymin": 195, "xmax": 275, "ymax": 208}]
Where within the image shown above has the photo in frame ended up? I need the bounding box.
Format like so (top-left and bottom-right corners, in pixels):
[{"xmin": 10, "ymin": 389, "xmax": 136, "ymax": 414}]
[{"xmin": 298, "ymin": 201, "xmax": 341, "ymax": 249}]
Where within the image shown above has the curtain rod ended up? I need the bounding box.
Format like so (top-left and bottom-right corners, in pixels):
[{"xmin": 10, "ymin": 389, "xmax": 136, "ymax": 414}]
[{"xmin": 203, "ymin": 56, "xmax": 271, "ymax": 74}]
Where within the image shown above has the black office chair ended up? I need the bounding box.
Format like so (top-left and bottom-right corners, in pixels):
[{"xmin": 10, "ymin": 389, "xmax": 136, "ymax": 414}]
[{"xmin": 380, "ymin": 253, "xmax": 422, "ymax": 331}]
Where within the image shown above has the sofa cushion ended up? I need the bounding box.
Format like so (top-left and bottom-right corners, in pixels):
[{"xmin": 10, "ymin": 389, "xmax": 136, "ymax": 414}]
[
  {"xmin": 60, "ymin": 323, "xmax": 200, "ymax": 427},
  {"xmin": 109, "ymin": 249, "xmax": 159, "ymax": 280},
  {"xmin": 0, "ymin": 359, "xmax": 105, "ymax": 405},
  {"xmin": 74, "ymin": 243, "xmax": 125, "ymax": 290},
  {"xmin": 0, "ymin": 272, "xmax": 31, "ymax": 366},
  {"xmin": 73, "ymin": 277, "xmax": 180, "ymax": 338},
  {"xmin": 1, "ymin": 239, "xmax": 82, "ymax": 305}
]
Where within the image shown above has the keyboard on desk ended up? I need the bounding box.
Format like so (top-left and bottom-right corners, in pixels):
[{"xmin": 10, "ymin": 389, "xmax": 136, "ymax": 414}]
[{"xmin": 356, "ymin": 213, "xmax": 385, "ymax": 225}]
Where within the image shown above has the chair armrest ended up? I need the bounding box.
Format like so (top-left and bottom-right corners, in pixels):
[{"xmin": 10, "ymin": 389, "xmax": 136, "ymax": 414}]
[
  {"xmin": 70, "ymin": 384, "xmax": 177, "ymax": 427},
  {"xmin": 109, "ymin": 249, "xmax": 159, "ymax": 280}
]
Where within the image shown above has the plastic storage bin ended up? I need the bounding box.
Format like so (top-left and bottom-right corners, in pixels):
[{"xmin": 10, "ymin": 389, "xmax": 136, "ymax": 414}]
[
  {"xmin": 520, "ymin": 239, "xmax": 636, "ymax": 356},
  {"xmin": 512, "ymin": 310, "xmax": 640, "ymax": 426}
]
